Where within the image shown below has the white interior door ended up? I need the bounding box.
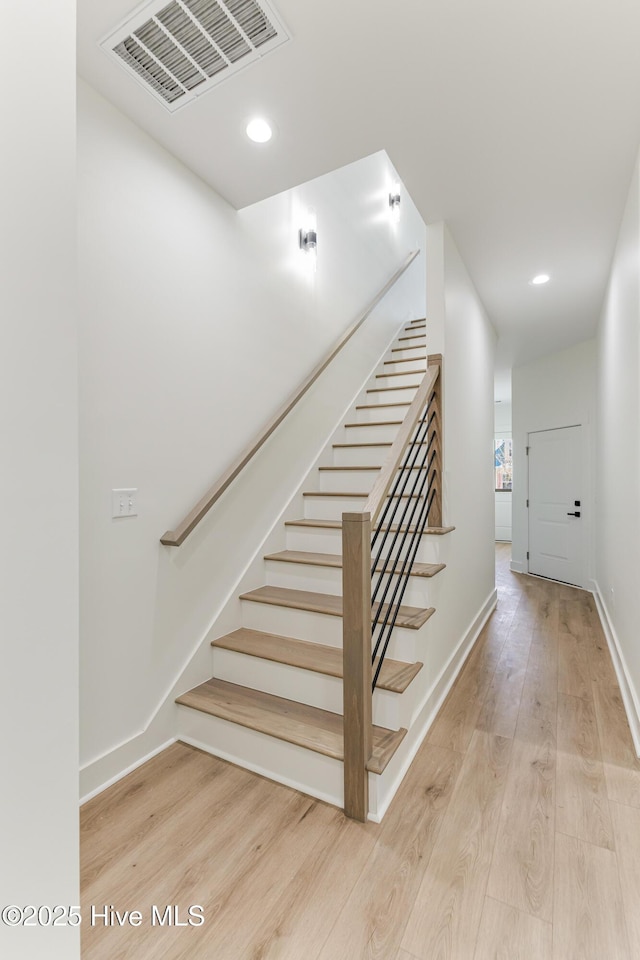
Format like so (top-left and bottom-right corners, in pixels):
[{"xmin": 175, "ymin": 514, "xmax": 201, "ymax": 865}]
[{"xmin": 528, "ymin": 425, "xmax": 583, "ymax": 586}]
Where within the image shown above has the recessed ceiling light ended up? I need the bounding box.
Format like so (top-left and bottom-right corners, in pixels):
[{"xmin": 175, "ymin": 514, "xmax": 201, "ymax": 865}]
[
  {"xmin": 530, "ymin": 274, "xmax": 550, "ymax": 285},
  {"xmin": 246, "ymin": 118, "xmax": 273, "ymax": 143}
]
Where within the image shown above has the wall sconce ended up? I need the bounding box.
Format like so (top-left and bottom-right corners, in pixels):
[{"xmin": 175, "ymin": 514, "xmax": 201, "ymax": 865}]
[
  {"xmin": 299, "ymin": 226, "xmax": 318, "ymax": 273},
  {"xmin": 389, "ymin": 187, "xmax": 401, "ymax": 222},
  {"xmin": 299, "ymin": 228, "xmax": 317, "ymax": 252}
]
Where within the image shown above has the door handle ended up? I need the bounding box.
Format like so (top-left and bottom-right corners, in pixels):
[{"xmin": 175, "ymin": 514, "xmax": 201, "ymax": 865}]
[{"xmin": 567, "ymin": 511, "xmax": 581, "ymax": 517}]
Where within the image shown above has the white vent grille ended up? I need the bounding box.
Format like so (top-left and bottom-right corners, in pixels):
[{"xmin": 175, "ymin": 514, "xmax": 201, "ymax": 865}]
[{"xmin": 101, "ymin": 0, "xmax": 290, "ymax": 111}]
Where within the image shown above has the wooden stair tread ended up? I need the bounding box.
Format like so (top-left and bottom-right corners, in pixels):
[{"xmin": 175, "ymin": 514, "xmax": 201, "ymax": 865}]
[
  {"xmin": 333, "ymin": 441, "xmax": 393, "ymax": 448},
  {"xmin": 285, "ymin": 518, "xmax": 343, "ymax": 529},
  {"xmin": 376, "ymin": 371, "xmax": 426, "ymax": 379},
  {"xmin": 319, "ymin": 465, "xmax": 382, "ymax": 471},
  {"xmin": 318, "ymin": 463, "xmax": 427, "ymax": 472},
  {"xmin": 355, "ymin": 402, "xmax": 411, "ymax": 410},
  {"xmin": 391, "ymin": 345, "xmax": 424, "ymax": 353},
  {"xmin": 265, "ymin": 549, "xmax": 446, "ymax": 580},
  {"xmin": 384, "ymin": 356, "xmax": 427, "ymax": 365},
  {"xmin": 344, "ymin": 420, "xmax": 403, "ymax": 428},
  {"xmin": 302, "ymin": 491, "xmax": 424, "ymax": 498},
  {"xmin": 285, "ymin": 518, "xmax": 455, "ymax": 536},
  {"xmin": 212, "ymin": 627, "xmax": 422, "ymax": 693},
  {"xmin": 398, "ymin": 334, "xmax": 427, "ymax": 342},
  {"xmin": 366, "ymin": 385, "xmax": 420, "ymax": 393},
  {"xmin": 176, "ymin": 677, "xmax": 406, "ymax": 774},
  {"xmin": 332, "ymin": 441, "xmax": 428, "ymax": 449},
  {"xmin": 239, "ymin": 585, "xmax": 435, "ymax": 630}
]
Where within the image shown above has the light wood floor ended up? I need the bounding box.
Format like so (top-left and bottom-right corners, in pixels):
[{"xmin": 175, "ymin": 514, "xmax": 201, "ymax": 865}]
[{"xmin": 81, "ymin": 544, "xmax": 640, "ymax": 959}]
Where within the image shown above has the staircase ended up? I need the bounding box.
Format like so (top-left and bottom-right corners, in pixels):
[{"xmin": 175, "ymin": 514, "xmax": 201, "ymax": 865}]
[{"xmin": 175, "ymin": 318, "xmax": 454, "ymax": 818}]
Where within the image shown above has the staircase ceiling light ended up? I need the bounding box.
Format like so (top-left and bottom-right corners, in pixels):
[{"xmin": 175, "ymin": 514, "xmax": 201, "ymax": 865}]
[
  {"xmin": 246, "ymin": 117, "xmax": 273, "ymax": 142},
  {"xmin": 530, "ymin": 274, "xmax": 550, "ymax": 285}
]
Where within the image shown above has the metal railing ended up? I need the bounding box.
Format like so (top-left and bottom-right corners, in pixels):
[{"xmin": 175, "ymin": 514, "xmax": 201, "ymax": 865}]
[{"xmin": 342, "ymin": 355, "xmax": 442, "ymax": 821}]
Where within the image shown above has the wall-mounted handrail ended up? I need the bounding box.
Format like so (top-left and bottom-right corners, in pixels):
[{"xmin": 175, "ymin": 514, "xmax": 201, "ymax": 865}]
[
  {"xmin": 342, "ymin": 354, "xmax": 443, "ymax": 821},
  {"xmin": 160, "ymin": 250, "xmax": 421, "ymax": 547}
]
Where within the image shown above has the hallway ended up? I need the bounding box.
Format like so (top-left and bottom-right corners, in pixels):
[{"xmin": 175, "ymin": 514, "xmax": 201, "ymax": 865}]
[{"xmin": 81, "ymin": 546, "xmax": 640, "ymax": 959}]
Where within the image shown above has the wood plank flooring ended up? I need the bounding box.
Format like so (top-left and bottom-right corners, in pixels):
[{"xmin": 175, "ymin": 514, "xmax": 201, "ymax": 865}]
[{"xmin": 81, "ymin": 544, "xmax": 639, "ymax": 959}]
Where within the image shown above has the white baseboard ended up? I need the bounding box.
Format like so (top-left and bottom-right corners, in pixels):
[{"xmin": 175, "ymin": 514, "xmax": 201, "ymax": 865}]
[
  {"xmin": 370, "ymin": 587, "xmax": 498, "ymax": 822},
  {"xmin": 80, "ymin": 737, "xmax": 176, "ymax": 805},
  {"xmin": 593, "ymin": 582, "xmax": 640, "ymax": 758},
  {"xmin": 510, "ymin": 560, "xmax": 525, "ymax": 574}
]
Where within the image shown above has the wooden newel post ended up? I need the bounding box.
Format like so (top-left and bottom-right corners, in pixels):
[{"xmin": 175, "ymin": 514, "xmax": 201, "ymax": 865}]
[
  {"xmin": 427, "ymin": 355, "xmax": 443, "ymax": 528},
  {"xmin": 342, "ymin": 511, "xmax": 373, "ymax": 822}
]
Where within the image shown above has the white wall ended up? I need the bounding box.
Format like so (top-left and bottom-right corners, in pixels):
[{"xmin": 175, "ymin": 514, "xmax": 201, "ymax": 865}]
[
  {"xmin": 442, "ymin": 225, "xmax": 497, "ymax": 625},
  {"xmin": 421, "ymin": 225, "xmax": 497, "ymax": 673},
  {"xmin": 595, "ymin": 148, "xmax": 640, "ymax": 751},
  {"xmin": 511, "ymin": 340, "xmax": 597, "ymax": 584},
  {"xmin": 78, "ymin": 81, "xmax": 427, "ymax": 791},
  {"xmin": 0, "ymin": 4, "xmax": 79, "ymax": 958},
  {"xmin": 495, "ymin": 402, "xmax": 512, "ymax": 541}
]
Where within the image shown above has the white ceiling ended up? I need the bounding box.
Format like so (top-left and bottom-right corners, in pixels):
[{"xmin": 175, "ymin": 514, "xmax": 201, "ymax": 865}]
[{"xmin": 77, "ymin": 0, "xmax": 640, "ymax": 401}]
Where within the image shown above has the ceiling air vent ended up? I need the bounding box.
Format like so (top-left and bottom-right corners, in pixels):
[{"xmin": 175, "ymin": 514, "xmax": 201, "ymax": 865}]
[{"xmin": 100, "ymin": 0, "xmax": 290, "ymax": 112}]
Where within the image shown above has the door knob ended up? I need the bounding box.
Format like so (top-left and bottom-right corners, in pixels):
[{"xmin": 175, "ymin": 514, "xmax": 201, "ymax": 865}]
[{"xmin": 567, "ymin": 511, "xmax": 581, "ymax": 517}]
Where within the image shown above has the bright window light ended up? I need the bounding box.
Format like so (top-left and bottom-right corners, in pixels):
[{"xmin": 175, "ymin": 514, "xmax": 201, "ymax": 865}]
[
  {"xmin": 530, "ymin": 274, "xmax": 550, "ymax": 285},
  {"xmin": 246, "ymin": 118, "xmax": 273, "ymax": 143}
]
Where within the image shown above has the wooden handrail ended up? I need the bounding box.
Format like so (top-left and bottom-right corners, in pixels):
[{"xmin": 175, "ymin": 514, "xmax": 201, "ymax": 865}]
[
  {"xmin": 160, "ymin": 250, "xmax": 421, "ymax": 547},
  {"xmin": 364, "ymin": 358, "xmax": 441, "ymax": 525}
]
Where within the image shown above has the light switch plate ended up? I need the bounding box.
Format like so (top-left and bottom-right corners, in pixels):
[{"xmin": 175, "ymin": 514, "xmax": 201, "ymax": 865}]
[{"xmin": 112, "ymin": 488, "xmax": 138, "ymax": 518}]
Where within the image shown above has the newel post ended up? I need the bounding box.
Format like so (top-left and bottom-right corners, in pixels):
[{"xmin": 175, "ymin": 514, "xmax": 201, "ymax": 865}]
[
  {"xmin": 342, "ymin": 511, "xmax": 373, "ymax": 822},
  {"xmin": 427, "ymin": 355, "xmax": 443, "ymax": 527}
]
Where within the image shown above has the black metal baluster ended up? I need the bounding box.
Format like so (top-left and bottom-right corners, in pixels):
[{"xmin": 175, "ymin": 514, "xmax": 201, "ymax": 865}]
[
  {"xmin": 370, "ymin": 414, "xmax": 436, "ymax": 603},
  {"xmin": 372, "ymin": 484, "xmax": 437, "ymax": 689},
  {"xmin": 371, "ymin": 448, "xmax": 436, "ymax": 663},
  {"xmin": 370, "ymin": 402, "xmax": 436, "ymax": 611}
]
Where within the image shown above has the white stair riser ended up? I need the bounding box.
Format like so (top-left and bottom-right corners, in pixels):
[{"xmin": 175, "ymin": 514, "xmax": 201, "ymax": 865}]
[
  {"xmin": 371, "ymin": 574, "xmax": 442, "ymax": 612},
  {"xmin": 384, "ymin": 350, "xmax": 427, "ymax": 364},
  {"xmin": 285, "ymin": 526, "xmax": 343, "ymax": 553},
  {"xmin": 343, "ymin": 423, "xmax": 403, "ymax": 442},
  {"xmin": 354, "ymin": 405, "xmax": 410, "ymax": 424},
  {"xmin": 319, "ymin": 469, "xmax": 380, "ymax": 493},
  {"xmin": 378, "ymin": 359, "xmax": 427, "ymax": 379},
  {"xmin": 376, "ymin": 535, "xmax": 448, "ymax": 565},
  {"xmin": 177, "ymin": 705, "xmax": 344, "ymax": 808},
  {"xmin": 365, "ymin": 387, "xmax": 419, "ymax": 405},
  {"xmin": 265, "ymin": 559, "xmax": 440, "ymax": 607},
  {"xmin": 303, "ymin": 494, "xmax": 369, "ymax": 520},
  {"xmin": 211, "ymin": 648, "xmax": 402, "ymax": 728},
  {"xmin": 265, "ymin": 559, "xmax": 343, "ymax": 597},
  {"xmin": 304, "ymin": 493, "xmax": 427, "ymax": 522},
  {"xmin": 389, "ymin": 347, "xmax": 428, "ymax": 362},
  {"xmin": 374, "ymin": 372, "xmax": 427, "ymax": 388},
  {"xmin": 285, "ymin": 525, "xmax": 448, "ymax": 564},
  {"xmin": 240, "ymin": 600, "xmax": 419, "ymax": 661},
  {"xmin": 332, "ymin": 444, "xmax": 392, "ymax": 467}
]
